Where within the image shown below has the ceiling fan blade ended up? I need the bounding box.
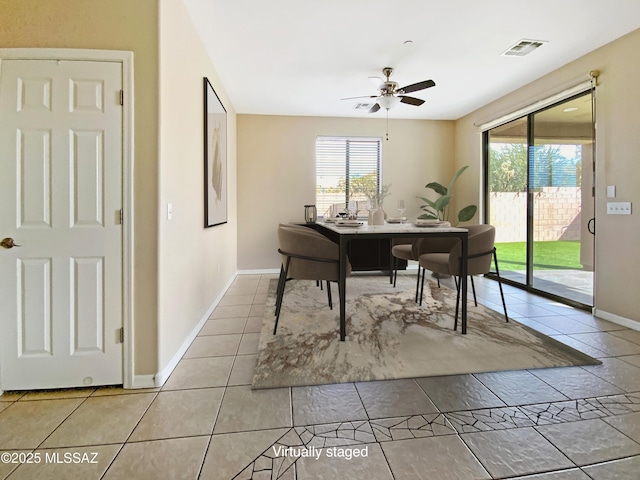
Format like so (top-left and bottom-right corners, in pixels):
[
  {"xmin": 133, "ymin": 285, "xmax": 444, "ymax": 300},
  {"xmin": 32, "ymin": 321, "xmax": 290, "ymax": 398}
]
[
  {"xmin": 399, "ymin": 79, "xmax": 436, "ymax": 94},
  {"xmin": 341, "ymin": 95, "xmax": 378, "ymax": 101},
  {"xmin": 400, "ymin": 96, "xmax": 425, "ymax": 106},
  {"xmin": 368, "ymin": 103, "xmax": 381, "ymax": 113},
  {"xmin": 369, "ymin": 76, "xmax": 386, "ymax": 91}
]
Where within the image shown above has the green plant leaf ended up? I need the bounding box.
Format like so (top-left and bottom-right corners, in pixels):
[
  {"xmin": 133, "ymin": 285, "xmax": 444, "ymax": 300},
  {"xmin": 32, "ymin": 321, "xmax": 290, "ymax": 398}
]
[
  {"xmin": 421, "ymin": 165, "xmax": 477, "ymax": 224},
  {"xmin": 417, "ymin": 196, "xmax": 435, "ymax": 205},
  {"xmin": 419, "ymin": 206, "xmax": 438, "ymax": 217},
  {"xmin": 433, "ymin": 195, "xmax": 451, "ymax": 211},
  {"xmin": 425, "ymin": 182, "xmax": 447, "ymax": 196},
  {"xmin": 457, "ymin": 205, "xmax": 478, "ymax": 223},
  {"xmin": 418, "ymin": 213, "xmax": 438, "ymax": 220},
  {"xmin": 446, "ymin": 165, "xmax": 469, "ymax": 194}
]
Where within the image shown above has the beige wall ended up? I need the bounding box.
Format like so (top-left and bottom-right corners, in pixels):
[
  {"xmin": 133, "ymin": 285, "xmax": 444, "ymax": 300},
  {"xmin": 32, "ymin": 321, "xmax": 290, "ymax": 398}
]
[
  {"xmin": 0, "ymin": 0, "xmax": 240, "ymax": 378},
  {"xmin": 455, "ymin": 28, "xmax": 640, "ymax": 323},
  {"xmin": 158, "ymin": 0, "xmax": 237, "ymax": 370},
  {"xmin": 0, "ymin": 0, "xmax": 160, "ymax": 374},
  {"xmin": 237, "ymin": 115, "xmax": 455, "ymax": 269}
]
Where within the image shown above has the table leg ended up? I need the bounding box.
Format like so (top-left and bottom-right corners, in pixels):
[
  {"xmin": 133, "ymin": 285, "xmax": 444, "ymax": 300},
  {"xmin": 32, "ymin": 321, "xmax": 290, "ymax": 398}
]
[
  {"xmin": 339, "ymin": 236, "xmax": 348, "ymax": 341},
  {"xmin": 460, "ymin": 231, "xmax": 468, "ymax": 334}
]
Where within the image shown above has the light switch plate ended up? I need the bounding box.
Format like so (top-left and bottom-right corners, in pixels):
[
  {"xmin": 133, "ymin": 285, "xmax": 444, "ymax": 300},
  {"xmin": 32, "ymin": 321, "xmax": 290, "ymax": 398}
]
[
  {"xmin": 607, "ymin": 202, "xmax": 631, "ymax": 215},
  {"xmin": 607, "ymin": 185, "xmax": 616, "ymax": 198}
]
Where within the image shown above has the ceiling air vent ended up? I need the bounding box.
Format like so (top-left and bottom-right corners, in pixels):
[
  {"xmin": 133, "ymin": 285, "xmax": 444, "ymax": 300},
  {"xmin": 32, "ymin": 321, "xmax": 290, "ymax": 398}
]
[
  {"xmin": 501, "ymin": 39, "xmax": 547, "ymax": 57},
  {"xmin": 354, "ymin": 103, "xmax": 373, "ymax": 110}
]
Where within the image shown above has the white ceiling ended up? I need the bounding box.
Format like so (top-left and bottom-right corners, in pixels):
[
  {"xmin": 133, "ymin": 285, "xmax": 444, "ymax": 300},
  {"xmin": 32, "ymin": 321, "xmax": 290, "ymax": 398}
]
[{"xmin": 183, "ymin": 0, "xmax": 640, "ymax": 120}]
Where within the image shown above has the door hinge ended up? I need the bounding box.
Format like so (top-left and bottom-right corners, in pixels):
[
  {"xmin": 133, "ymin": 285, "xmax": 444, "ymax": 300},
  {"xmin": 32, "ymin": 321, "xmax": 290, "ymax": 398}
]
[
  {"xmin": 117, "ymin": 327, "xmax": 124, "ymax": 344},
  {"xmin": 119, "ymin": 209, "xmax": 123, "ymax": 225},
  {"xmin": 119, "ymin": 90, "xmax": 124, "ymax": 106}
]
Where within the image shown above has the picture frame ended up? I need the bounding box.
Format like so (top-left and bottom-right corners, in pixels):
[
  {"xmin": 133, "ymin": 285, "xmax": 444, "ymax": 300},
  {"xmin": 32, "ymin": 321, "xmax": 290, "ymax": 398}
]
[{"xmin": 203, "ymin": 77, "xmax": 228, "ymax": 228}]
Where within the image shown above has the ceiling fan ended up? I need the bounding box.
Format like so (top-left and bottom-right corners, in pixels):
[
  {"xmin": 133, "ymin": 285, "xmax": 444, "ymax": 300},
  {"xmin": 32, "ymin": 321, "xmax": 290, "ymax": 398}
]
[{"xmin": 343, "ymin": 67, "xmax": 436, "ymax": 113}]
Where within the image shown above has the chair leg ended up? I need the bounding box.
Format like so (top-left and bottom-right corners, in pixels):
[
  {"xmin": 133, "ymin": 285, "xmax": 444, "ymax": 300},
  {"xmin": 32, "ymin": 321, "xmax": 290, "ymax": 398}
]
[
  {"xmin": 274, "ymin": 293, "xmax": 283, "ymax": 333},
  {"xmin": 415, "ymin": 265, "xmax": 421, "ymax": 303},
  {"xmin": 327, "ymin": 280, "xmax": 333, "ymax": 309},
  {"xmin": 437, "ymin": 273, "xmax": 440, "ymax": 288},
  {"xmin": 274, "ymin": 265, "xmax": 286, "ymax": 317},
  {"xmin": 393, "ymin": 256, "xmax": 398, "ymax": 287},
  {"xmin": 454, "ymin": 276, "xmax": 461, "ymax": 331},
  {"xmin": 419, "ymin": 266, "xmax": 426, "ymax": 306},
  {"xmin": 454, "ymin": 255, "xmax": 467, "ymax": 332},
  {"xmin": 493, "ymin": 248, "xmax": 509, "ymax": 322},
  {"xmin": 470, "ymin": 275, "xmax": 478, "ymax": 307},
  {"xmin": 274, "ymin": 257, "xmax": 291, "ymax": 334}
]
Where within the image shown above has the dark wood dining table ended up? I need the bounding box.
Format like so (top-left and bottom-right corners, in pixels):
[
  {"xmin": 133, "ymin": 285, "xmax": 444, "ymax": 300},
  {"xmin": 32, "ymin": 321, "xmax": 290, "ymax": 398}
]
[{"xmin": 316, "ymin": 221, "xmax": 470, "ymax": 341}]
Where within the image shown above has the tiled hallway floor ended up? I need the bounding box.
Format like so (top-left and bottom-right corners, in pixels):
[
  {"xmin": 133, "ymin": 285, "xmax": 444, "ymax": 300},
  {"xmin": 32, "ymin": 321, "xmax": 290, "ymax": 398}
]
[{"xmin": 1, "ymin": 273, "xmax": 640, "ymax": 479}]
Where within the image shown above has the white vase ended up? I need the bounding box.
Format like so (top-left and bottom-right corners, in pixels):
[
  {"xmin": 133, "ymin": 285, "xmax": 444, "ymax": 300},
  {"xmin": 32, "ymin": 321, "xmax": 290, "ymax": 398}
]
[{"xmin": 372, "ymin": 208, "xmax": 385, "ymax": 225}]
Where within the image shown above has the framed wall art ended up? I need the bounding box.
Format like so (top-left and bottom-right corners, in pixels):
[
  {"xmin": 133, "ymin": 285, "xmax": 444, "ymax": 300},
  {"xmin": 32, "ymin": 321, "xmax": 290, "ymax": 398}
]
[{"xmin": 203, "ymin": 77, "xmax": 228, "ymax": 227}]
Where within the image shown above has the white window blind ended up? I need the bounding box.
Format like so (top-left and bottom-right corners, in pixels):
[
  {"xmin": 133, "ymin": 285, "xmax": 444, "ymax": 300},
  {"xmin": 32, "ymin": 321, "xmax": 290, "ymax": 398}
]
[{"xmin": 315, "ymin": 136, "xmax": 381, "ymax": 216}]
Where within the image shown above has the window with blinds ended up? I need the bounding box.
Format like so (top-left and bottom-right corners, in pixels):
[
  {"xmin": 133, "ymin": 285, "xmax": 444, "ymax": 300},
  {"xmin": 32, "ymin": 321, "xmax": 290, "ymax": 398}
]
[{"xmin": 315, "ymin": 136, "xmax": 382, "ymax": 217}]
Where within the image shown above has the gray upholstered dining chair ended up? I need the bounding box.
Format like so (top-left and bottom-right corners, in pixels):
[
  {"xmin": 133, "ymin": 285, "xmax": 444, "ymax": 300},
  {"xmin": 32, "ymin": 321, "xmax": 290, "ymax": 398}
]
[
  {"xmin": 274, "ymin": 224, "xmax": 351, "ymax": 334},
  {"xmin": 392, "ymin": 231, "xmax": 459, "ymax": 303},
  {"xmin": 391, "ymin": 238, "xmax": 417, "ymax": 283},
  {"xmin": 418, "ymin": 224, "xmax": 508, "ymax": 330},
  {"xmin": 391, "ymin": 238, "xmax": 426, "ymax": 302}
]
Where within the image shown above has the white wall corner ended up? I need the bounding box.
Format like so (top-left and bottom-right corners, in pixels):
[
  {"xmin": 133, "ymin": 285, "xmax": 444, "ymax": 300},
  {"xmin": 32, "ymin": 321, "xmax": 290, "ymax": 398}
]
[
  {"xmin": 153, "ymin": 274, "xmax": 237, "ymax": 388},
  {"xmin": 593, "ymin": 309, "xmax": 640, "ymax": 332},
  {"xmin": 131, "ymin": 375, "xmax": 157, "ymax": 389}
]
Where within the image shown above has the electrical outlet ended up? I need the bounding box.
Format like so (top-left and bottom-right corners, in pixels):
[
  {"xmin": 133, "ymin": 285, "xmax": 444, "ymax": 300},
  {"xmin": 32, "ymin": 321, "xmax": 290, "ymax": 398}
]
[{"xmin": 606, "ymin": 202, "xmax": 632, "ymax": 215}]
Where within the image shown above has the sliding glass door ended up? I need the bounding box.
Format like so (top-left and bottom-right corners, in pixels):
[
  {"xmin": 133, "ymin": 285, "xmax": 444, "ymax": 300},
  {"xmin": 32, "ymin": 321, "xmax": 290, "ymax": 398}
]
[
  {"xmin": 486, "ymin": 92, "xmax": 594, "ymax": 307},
  {"xmin": 486, "ymin": 117, "xmax": 528, "ymax": 285},
  {"xmin": 530, "ymin": 95, "xmax": 594, "ymax": 304}
]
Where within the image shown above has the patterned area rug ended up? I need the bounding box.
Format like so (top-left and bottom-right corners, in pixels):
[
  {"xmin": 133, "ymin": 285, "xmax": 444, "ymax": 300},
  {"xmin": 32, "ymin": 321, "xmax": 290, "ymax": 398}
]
[{"xmin": 252, "ymin": 274, "xmax": 599, "ymax": 389}]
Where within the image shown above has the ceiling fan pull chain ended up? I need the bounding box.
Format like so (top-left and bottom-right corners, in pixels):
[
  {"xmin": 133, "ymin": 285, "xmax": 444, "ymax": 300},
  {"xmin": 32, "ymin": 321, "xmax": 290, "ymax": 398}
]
[{"xmin": 386, "ymin": 110, "xmax": 389, "ymax": 141}]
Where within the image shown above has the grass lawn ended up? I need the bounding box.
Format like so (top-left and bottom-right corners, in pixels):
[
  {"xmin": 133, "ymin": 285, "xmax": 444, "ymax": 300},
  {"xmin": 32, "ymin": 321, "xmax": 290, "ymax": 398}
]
[{"xmin": 495, "ymin": 241, "xmax": 582, "ymax": 271}]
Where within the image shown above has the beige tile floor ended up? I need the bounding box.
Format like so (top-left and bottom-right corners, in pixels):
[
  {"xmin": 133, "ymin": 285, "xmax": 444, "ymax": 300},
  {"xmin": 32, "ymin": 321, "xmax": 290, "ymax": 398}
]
[{"xmin": 1, "ymin": 273, "xmax": 640, "ymax": 479}]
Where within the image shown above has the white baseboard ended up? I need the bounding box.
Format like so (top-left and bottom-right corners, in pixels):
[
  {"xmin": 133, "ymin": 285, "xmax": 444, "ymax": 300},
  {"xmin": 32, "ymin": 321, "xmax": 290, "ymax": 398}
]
[
  {"xmin": 239, "ymin": 267, "xmax": 421, "ymax": 275},
  {"xmin": 153, "ymin": 274, "xmax": 237, "ymax": 388},
  {"xmin": 593, "ymin": 309, "xmax": 640, "ymax": 331},
  {"xmin": 238, "ymin": 268, "xmax": 280, "ymax": 275}
]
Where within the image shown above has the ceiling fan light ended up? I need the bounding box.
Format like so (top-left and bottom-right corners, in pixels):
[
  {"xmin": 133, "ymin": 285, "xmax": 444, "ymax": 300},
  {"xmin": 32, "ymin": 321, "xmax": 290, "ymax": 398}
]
[{"xmin": 378, "ymin": 95, "xmax": 401, "ymax": 110}]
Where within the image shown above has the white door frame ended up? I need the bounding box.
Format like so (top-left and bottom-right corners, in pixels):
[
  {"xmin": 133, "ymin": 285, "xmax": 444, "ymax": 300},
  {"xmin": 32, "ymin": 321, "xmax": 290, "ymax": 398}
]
[{"xmin": 0, "ymin": 48, "xmax": 135, "ymax": 390}]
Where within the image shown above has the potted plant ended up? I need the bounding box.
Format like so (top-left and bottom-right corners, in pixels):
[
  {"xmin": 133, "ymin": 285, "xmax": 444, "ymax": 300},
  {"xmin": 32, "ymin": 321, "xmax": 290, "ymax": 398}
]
[
  {"xmin": 363, "ymin": 184, "xmax": 391, "ymax": 225},
  {"xmin": 417, "ymin": 166, "xmax": 477, "ymax": 225},
  {"xmin": 366, "ymin": 183, "xmax": 391, "ymax": 210}
]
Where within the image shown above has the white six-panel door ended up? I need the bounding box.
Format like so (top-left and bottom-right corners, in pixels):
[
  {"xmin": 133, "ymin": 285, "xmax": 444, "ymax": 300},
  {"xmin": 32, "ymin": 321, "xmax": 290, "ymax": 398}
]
[{"xmin": 0, "ymin": 59, "xmax": 123, "ymax": 390}]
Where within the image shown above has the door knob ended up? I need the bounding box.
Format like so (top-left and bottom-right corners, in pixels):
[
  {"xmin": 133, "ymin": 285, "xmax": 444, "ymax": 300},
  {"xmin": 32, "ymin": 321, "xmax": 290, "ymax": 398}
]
[{"xmin": 0, "ymin": 238, "xmax": 21, "ymax": 249}]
